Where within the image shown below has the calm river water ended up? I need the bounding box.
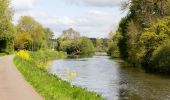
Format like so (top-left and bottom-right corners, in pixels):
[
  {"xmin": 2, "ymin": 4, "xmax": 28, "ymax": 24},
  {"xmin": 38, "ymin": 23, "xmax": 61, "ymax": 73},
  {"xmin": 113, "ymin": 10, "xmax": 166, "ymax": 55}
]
[{"xmin": 49, "ymin": 56, "xmax": 170, "ymax": 100}]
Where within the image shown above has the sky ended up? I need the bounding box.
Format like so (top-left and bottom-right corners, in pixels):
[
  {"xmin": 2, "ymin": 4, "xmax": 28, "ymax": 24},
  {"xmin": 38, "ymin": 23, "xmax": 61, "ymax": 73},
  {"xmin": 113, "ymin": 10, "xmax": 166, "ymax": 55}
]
[{"xmin": 11, "ymin": 0, "xmax": 128, "ymax": 38}]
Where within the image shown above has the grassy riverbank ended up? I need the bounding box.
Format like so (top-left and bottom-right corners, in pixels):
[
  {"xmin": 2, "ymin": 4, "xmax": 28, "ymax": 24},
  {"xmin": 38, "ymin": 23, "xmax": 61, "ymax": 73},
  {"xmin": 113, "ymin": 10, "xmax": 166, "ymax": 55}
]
[
  {"xmin": 14, "ymin": 50, "xmax": 103, "ymax": 100},
  {"xmin": 0, "ymin": 53, "xmax": 6, "ymax": 57}
]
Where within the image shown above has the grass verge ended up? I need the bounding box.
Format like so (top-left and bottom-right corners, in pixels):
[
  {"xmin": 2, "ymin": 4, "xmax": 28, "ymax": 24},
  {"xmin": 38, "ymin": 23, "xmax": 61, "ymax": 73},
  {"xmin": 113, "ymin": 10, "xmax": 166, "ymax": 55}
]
[
  {"xmin": 14, "ymin": 50, "xmax": 103, "ymax": 100},
  {"xmin": 0, "ymin": 53, "xmax": 6, "ymax": 57}
]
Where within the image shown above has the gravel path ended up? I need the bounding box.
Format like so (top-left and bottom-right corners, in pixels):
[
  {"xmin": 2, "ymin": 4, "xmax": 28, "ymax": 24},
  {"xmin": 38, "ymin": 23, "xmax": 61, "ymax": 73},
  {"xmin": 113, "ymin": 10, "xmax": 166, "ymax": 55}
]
[{"xmin": 0, "ymin": 55, "xmax": 44, "ymax": 100}]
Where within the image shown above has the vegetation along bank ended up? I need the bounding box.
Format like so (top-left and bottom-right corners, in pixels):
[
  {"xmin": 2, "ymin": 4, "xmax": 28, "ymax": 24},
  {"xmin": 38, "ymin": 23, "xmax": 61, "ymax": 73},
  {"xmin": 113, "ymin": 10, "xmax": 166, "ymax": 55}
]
[
  {"xmin": 108, "ymin": 0, "xmax": 170, "ymax": 73},
  {"xmin": 14, "ymin": 50, "xmax": 103, "ymax": 100}
]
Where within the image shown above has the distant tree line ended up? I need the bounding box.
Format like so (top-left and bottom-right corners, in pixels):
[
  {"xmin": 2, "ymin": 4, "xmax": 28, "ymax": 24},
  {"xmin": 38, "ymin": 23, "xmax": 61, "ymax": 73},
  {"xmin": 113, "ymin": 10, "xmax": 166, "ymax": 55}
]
[
  {"xmin": 89, "ymin": 38, "xmax": 109, "ymax": 52},
  {"xmin": 0, "ymin": 0, "xmax": 54, "ymax": 53},
  {"xmin": 0, "ymin": 0, "xmax": 95, "ymax": 57},
  {"xmin": 108, "ymin": 0, "xmax": 170, "ymax": 73}
]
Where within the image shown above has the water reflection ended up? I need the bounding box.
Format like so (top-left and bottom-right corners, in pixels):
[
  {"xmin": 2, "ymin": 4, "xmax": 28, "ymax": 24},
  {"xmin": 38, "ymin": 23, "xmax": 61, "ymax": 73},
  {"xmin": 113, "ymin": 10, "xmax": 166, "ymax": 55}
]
[{"xmin": 49, "ymin": 56, "xmax": 170, "ymax": 100}]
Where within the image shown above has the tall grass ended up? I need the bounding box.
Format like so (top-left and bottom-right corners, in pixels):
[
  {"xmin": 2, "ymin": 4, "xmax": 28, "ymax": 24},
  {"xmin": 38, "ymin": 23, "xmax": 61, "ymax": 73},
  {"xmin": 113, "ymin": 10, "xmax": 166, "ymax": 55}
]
[{"xmin": 14, "ymin": 50, "xmax": 103, "ymax": 100}]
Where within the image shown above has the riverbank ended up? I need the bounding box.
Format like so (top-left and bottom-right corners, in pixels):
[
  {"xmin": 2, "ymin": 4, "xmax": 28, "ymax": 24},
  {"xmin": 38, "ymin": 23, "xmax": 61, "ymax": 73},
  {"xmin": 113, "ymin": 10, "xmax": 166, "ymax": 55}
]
[{"xmin": 14, "ymin": 50, "xmax": 103, "ymax": 100}]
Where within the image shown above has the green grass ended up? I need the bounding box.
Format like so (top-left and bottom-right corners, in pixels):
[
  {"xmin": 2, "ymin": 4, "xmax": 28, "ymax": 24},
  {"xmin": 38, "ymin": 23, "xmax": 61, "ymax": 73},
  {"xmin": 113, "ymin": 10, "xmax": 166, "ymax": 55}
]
[
  {"xmin": 0, "ymin": 53, "xmax": 7, "ymax": 57},
  {"xmin": 14, "ymin": 50, "xmax": 103, "ymax": 100}
]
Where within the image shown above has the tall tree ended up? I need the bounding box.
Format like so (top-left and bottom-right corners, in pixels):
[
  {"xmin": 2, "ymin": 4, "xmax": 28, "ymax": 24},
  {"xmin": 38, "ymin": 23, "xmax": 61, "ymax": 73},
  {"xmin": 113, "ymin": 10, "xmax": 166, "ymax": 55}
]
[
  {"xmin": 44, "ymin": 28, "xmax": 54, "ymax": 49},
  {"xmin": 14, "ymin": 32, "xmax": 32, "ymax": 50},
  {"xmin": 17, "ymin": 16, "xmax": 45, "ymax": 51},
  {"xmin": 61, "ymin": 28, "xmax": 80, "ymax": 40},
  {"xmin": 110, "ymin": 0, "xmax": 170, "ymax": 70},
  {"xmin": 0, "ymin": 0, "xmax": 15, "ymax": 53},
  {"xmin": 95, "ymin": 38, "xmax": 103, "ymax": 52}
]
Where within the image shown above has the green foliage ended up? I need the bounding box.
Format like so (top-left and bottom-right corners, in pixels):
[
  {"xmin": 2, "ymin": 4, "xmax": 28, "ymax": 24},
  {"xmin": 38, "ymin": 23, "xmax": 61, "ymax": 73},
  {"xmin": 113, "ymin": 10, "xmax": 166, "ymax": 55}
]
[
  {"xmin": 0, "ymin": 0, "xmax": 15, "ymax": 53},
  {"xmin": 44, "ymin": 28, "xmax": 54, "ymax": 49},
  {"xmin": 117, "ymin": 17, "xmax": 130, "ymax": 60},
  {"xmin": 56, "ymin": 37, "xmax": 95, "ymax": 57},
  {"xmin": 126, "ymin": 21, "xmax": 141, "ymax": 66},
  {"xmin": 95, "ymin": 38, "xmax": 108, "ymax": 52},
  {"xmin": 14, "ymin": 51, "xmax": 103, "ymax": 100},
  {"xmin": 79, "ymin": 37, "xmax": 95, "ymax": 57},
  {"xmin": 56, "ymin": 29, "xmax": 95, "ymax": 57},
  {"xmin": 14, "ymin": 32, "xmax": 32, "ymax": 50},
  {"xmin": 107, "ymin": 32, "xmax": 120, "ymax": 58},
  {"xmin": 110, "ymin": 0, "xmax": 170, "ymax": 72},
  {"xmin": 16, "ymin": 16, "xmax": 46, "ymax": 51},
  {"xmin": 95, "ymin": 38, "xmax": 103, "ymax": 52},
  {"xmin": 151, "ymin": 40, "xmax": 170, "ymax": 72},
  {"xmin": 139, "ymin": 17, "xmax": 170, "ymax": 67}
]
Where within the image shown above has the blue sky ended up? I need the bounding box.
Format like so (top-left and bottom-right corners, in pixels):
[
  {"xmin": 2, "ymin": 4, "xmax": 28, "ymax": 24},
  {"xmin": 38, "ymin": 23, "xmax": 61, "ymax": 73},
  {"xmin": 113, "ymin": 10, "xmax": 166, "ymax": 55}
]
[{"xmin": 12, "ymin": 0, "xmax": 127, "ymax": 38}]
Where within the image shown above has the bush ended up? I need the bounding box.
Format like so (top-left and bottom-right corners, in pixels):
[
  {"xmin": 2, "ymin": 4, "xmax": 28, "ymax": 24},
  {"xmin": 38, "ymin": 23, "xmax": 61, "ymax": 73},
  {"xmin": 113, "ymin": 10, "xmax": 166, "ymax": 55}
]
[
  {"xmin": 107, "ymin": 42, "xmax": 119, "ymax": 58},
  {"xmin": 79, "ymin": 37, "xmax": 95, "ymax": 57},
  {"xmin": 151, "ymin": 40, "xmax": 170, "ymax": 72}
]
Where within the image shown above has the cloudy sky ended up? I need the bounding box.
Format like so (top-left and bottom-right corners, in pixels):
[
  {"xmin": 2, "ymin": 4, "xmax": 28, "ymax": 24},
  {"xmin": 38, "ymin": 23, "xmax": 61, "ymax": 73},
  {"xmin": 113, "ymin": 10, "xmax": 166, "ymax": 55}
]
[{"xmin": 11, "ymin": 0, "xmax": 127, "ymax": 38}]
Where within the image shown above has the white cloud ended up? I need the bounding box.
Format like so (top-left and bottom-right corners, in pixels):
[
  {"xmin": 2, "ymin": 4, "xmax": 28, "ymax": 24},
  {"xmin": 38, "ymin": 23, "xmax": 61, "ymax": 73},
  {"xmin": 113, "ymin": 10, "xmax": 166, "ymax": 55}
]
[
  {"xmin": 11, "ymin": 0, "xmax": 127, "ymax": 38},
  {"xmin": 30, "ymin": 10, "xmax": 123, "ymax": 38},
  {"xmin": 64, "ymin": 0, "xmax": 127, "ymax": 7},
  {"xmin": 11, "ymin": 0, "xmax": 36, "ymax": 11}
]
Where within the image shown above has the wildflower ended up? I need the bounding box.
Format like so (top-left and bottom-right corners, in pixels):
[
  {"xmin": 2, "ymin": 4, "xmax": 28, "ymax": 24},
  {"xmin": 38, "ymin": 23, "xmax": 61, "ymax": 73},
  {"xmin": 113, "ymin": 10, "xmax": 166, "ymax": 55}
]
[
  {"xmin": 66, "ymin": 68, "xmax": 77, "ymax": 80},
  {"xmin": 17, "ymin": 50, "xmax": 30, "ymax": 61},
  {"xmin": 70, "ymin": 72, "xmax": 77, "ymax": 78},
  {"xmin": 36, "ymin": 62, "xmax": 44, "ymax": 68}
]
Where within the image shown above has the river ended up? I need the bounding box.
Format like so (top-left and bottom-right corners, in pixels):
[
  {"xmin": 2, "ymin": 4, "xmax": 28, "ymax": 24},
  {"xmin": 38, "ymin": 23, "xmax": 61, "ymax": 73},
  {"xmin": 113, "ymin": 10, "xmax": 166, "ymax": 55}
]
[{"xmin": 49, "ymin": 55, "xmax": 170, "ymax": 100}]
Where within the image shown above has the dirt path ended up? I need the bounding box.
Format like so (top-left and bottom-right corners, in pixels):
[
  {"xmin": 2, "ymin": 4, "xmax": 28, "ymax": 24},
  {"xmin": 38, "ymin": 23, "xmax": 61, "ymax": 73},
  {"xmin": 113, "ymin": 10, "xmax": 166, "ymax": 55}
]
[{"xmin": 0, "ymin": 55, "xmax": 44, "ymax": 100}]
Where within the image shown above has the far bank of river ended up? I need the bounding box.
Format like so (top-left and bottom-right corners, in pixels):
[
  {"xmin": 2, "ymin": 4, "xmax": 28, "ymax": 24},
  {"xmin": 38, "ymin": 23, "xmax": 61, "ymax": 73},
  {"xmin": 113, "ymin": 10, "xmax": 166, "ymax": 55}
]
[{"xmin": 49, "ymin": 55, "xmax": 170, "ymax": 100}]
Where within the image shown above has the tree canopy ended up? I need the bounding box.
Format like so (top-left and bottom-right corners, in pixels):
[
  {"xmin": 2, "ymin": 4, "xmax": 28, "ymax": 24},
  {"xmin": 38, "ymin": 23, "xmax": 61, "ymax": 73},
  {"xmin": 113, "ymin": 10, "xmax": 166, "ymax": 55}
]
[
  {"xmin": 0, "ymin": 0, "xmax": 15, "ymax": 53},
  {"xmin": 56, "ymin": 28, "xmax": 95, "ymax": 57},
  {"xmin": 108, "ymin": 0, "xmax": 170, "ymax": 72}
]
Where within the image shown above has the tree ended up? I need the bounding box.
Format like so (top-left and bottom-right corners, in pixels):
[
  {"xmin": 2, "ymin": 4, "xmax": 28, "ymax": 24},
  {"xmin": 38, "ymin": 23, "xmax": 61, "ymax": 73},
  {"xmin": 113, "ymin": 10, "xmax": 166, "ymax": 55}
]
[
  {"xmin": 17, "ymin": 16, "xmax": 46, "ymax": 51},
  {"xmin": 109, "ymin": 0, "xmax": 170, "ymax": 71},
  {"xmin": 117, "ymin": 17, "xmax": 130, "ymax": 60},
  {"xmin": 14, "ymin": 32, "xmax": 32, "ymax": 50},
  {"xmin": 107, "ymin": 32, "xmax": 120, "ymax": 58},
  {"xmin": 79, "ymin": 37, "xmax": 95, "ymax": 56},
  {"xmin": 44, "ymin": 28, "xmax": 54, "ymax": 49},
  {"xmin": 126, "ymin": 21, "xmax": 141, "ymax": 66},
  {"xmin": 151, "ymin": 40, "xmax": 170, "ymax": 72},
  {"xmin": 140, "ymin": 17, "xmax": 170, "ymax": 67},
  {"xmin": 56, "ymin": 28, "xmax": 81, "ymax": 54},
  {"xmin": 95, "ymin": 38, "xmax": 103, "ymax": 52},
  {"xmin": 0, "ymin": 0, "xmax": 15, "ymax": 53},
  {"xmin": 56, "ymin": 29, "xmax": 95, "ymax": 57},
  {"xmin": 55, "ymin": 37, "xmax": 62, "ymax": 51},
  {"xmin": 61, "ymin": 28, "xmax": 80, "ymax": 40}
]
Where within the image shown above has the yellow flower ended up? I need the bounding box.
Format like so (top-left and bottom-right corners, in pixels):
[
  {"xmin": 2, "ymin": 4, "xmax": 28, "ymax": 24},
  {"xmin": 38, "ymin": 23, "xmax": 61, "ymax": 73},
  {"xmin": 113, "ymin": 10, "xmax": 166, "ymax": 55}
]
[
  {"xmin": 70, "ymin": 72, "xmax": 77, "ymax": 78},
  {"xmin": 66, "ymin": 68, "xmax": 77, "ymax": 80},
  {"xmin": 17, "ymin": 50, "xmax": 30, "ymax": 60},
  {"xmin": 36, "ymin": 62, "xmax": 44, "ymax": 68}
]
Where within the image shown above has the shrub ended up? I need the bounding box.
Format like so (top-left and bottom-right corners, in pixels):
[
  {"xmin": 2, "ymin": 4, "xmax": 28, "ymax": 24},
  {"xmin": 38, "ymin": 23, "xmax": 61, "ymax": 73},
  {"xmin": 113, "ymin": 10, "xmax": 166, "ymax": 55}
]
[
  {"xmin": 151, "ymin": 40, "xmax": 170, "ymax": 72},
  {"xmin": 16, "ymin": 50, "xmax": 30, "ymax": 60},
  {"xmin": 79, "ymin": 37, "xmax": 95, "ymax": 57}
]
